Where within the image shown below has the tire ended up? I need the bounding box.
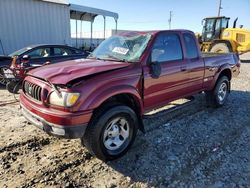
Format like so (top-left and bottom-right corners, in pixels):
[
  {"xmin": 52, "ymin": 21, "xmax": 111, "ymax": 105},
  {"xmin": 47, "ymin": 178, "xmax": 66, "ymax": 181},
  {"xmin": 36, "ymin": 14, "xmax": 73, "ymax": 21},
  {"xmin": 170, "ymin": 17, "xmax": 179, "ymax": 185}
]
[
  {"xmin": 210, "ymin": 43, "xmax": 230, "ymax": 53},
  {"xmin": 82, "ymin": 105, "xmax": 138, "ymax": 161},
  {"xmin": 6, "ymin": 81, "xmax": 21, "ymax": 94},
  {"xmin": 206, "ymin": 76, "xmax": 230, "ymax": 108},
  {"xmin": 0, "ymin": 67, "xmax": 8, "ymax": 86}
]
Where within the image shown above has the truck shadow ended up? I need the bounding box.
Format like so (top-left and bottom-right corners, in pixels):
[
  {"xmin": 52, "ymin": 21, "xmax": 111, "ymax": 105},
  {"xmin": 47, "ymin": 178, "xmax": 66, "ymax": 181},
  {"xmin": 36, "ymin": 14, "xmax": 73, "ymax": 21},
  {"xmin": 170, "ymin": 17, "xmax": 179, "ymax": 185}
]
[
  {"xmin": 107, "ymin": 90, "xmax": 250, "ymax": 187},
  {"xmin": 241, "ymin": 60, "xmax": 250, "ymax": 63}
]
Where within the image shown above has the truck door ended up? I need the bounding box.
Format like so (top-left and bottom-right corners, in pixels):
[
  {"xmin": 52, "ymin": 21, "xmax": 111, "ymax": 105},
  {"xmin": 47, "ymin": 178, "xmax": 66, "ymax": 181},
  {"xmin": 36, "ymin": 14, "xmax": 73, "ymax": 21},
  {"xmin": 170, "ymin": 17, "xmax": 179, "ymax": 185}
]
[
  {"xmin": 143, "ymin": 32, "xmax": 189, "ymax": 111},
  {"xmin": 183, "ymin": 33, "xmax": 205, "ymax": 93}
]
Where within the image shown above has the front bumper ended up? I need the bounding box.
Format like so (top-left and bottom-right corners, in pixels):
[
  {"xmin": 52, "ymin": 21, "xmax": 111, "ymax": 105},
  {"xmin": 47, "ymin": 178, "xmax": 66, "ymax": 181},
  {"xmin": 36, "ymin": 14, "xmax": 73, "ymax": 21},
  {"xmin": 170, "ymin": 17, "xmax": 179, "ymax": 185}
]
[{"xmin": 21, "ymin": 104, "xmax": 87, "ymax": 139}]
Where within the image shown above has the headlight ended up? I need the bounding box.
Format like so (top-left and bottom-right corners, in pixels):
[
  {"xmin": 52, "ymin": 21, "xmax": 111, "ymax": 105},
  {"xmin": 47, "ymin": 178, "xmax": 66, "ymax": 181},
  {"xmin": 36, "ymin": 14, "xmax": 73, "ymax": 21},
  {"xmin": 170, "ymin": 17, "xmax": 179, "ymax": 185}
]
[{"xmin": 49, "ymin": 91, "xmax": 80, "ymax": 107}]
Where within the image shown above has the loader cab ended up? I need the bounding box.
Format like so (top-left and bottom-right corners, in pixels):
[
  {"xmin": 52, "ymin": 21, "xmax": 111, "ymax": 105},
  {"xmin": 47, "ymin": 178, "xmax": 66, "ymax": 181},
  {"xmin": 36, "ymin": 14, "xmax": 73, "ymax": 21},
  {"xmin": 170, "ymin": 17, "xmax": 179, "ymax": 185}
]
[{"xmin": 202, "ymin": 16, "xmax": 230, "ymax": 42}]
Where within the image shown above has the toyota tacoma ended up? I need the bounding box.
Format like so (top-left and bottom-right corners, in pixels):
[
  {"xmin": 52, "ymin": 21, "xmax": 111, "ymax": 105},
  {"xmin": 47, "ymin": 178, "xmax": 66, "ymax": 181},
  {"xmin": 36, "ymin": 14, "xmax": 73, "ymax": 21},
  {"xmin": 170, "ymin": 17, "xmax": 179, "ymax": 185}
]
[{"xmin": 20, "ymin": 30, "xmax": 240, "ymax": 160}]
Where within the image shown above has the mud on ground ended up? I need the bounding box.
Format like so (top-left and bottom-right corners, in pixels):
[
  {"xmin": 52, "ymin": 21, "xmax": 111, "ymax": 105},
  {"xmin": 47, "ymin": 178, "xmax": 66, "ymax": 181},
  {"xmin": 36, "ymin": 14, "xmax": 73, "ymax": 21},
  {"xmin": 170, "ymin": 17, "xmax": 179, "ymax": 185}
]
[{"xmin": 0, "ymin": 54, "xmax": 250, "ymax": 188}]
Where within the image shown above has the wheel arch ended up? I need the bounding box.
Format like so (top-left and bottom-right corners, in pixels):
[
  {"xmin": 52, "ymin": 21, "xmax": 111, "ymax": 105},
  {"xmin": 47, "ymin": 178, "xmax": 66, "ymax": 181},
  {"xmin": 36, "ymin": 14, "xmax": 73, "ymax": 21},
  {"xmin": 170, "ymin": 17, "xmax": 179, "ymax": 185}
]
[
  {"xmin": 86, "ymin": 86, "xmax": 145, "ymax": 133},
  {"xmin": 211, "ymin": 66, "xmax": 232, "ymax": 91}
]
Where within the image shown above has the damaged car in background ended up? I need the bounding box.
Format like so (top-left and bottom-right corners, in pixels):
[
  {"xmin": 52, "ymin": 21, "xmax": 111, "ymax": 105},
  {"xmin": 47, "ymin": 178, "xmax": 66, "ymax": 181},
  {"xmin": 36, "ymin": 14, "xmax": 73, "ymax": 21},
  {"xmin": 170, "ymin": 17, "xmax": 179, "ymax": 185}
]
[{"xmin": 0, "ymin": 44, "xmax": 88, "ymax": 86}]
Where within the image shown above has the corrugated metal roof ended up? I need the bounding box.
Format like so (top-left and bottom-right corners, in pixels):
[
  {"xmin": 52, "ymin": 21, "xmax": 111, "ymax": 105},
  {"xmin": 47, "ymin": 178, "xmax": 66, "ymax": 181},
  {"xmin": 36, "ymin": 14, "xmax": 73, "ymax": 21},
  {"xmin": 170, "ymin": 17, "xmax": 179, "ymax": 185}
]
[
  {"xmin": 40, "ymin": 0, "xmax": 69, "ymax": 5},
  {"xmin": 70, "ymin": 4, "xmax": 118, "ymax": 21}
]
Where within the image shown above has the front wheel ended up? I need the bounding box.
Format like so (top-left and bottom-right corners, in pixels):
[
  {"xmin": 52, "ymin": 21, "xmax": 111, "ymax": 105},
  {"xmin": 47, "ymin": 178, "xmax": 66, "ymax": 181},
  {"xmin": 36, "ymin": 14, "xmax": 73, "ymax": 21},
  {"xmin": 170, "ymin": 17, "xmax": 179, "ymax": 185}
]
[
  {"xmin": 206, "ymin": 76, "xmax": 230, "ymax": 108},
  {"xmin": 82, "ymin": 105, "xmax": 138, "ymax": 161}
]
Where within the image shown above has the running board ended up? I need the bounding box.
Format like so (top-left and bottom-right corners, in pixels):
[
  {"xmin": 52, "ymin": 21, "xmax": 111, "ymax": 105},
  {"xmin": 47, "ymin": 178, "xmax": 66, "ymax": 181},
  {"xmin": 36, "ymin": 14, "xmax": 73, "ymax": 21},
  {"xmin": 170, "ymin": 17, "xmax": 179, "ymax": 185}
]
[{"xmin": 143, "ymin": 96, "xmax": 195, "ymax": 119}]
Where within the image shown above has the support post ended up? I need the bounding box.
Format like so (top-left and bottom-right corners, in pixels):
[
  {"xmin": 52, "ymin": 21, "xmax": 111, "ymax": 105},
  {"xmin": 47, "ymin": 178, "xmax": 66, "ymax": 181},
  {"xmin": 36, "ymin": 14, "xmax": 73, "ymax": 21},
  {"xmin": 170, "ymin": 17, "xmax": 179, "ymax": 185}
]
[
  {"xmin": 75, "ymin": 12, "xmax": 78, "ymax": 48},
  {"xmin": 80, "ymin": 20, "xmax": 83, "ymax": 48},
  {"xmin": 80, "ymin": 13, "xmax": 86, "ymax": 49},
  {"xmin": 115, "ymin": 19, "xmax": 118, "ymax": 34},
  {"xmin": 103, "ymin": 16, "xmax": 106, "ymax": 39},
  {"xmin": 90, "ymin": 19, "xmax": 93, "ymax": 49}
]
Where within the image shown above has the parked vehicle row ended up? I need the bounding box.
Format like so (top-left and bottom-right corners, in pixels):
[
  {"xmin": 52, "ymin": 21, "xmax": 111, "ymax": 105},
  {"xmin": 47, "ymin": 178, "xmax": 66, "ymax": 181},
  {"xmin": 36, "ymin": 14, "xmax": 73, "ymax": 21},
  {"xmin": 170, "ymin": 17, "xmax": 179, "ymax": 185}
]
[{"xmin": 20, "ymin": 30, "xmax": 240, "ymax": 161}]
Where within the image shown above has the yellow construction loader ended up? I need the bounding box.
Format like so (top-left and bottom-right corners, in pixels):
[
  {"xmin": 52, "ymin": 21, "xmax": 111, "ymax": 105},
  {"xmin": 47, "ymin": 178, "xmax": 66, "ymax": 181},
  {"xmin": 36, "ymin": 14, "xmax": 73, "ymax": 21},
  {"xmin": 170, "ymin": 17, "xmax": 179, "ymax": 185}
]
[{"xmin": 199, "ymin": 16, "xmax": 250, "ymax": 53}]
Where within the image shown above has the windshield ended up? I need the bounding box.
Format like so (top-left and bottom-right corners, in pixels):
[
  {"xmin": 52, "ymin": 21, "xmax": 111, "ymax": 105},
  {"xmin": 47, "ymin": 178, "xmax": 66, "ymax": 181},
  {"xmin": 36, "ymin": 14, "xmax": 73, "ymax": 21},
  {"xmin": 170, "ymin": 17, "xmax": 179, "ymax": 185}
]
[
  {"xmin": 9, "ymin": 47, "xmax": 32, "ymax": 57},
  {"xmin": 89, "ymin": 33, "xmax": 152, "ymax": 62}
]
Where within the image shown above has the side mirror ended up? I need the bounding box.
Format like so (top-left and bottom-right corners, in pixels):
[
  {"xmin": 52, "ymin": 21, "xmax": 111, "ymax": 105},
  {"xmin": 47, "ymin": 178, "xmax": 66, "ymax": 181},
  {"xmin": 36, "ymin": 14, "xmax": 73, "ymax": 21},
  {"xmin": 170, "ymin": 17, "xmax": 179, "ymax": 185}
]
[
  {"xmin": 148, "ymin": 49, "xmax": 163, "ymax": 78},
  {"xmin": 148, "ymin": 60, "xmax": 162, "ymax": 79}
]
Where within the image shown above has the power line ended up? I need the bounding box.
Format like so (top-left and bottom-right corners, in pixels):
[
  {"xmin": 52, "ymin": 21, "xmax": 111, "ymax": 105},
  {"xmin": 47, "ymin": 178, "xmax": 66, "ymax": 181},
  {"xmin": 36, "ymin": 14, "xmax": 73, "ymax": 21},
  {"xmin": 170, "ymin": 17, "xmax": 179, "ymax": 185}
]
[{"xmin": 218, "ymin": 0, "xmax": 222, "ymax": 16}]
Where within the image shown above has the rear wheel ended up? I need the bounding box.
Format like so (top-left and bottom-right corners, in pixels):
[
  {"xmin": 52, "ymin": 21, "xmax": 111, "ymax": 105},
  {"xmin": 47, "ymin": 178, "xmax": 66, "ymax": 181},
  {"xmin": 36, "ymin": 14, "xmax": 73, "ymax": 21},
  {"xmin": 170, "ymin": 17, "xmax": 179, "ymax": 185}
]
[
  {"xmin": 82, "ymin": 105, "xmax": 138, "ymax": 161},
  {"xmin": 210, "ymin": 43, "xmax": 230, "ymax": 53},
  {"xmin": 206, "ymin": 76, "xmax": 230, "ymax": 108}
]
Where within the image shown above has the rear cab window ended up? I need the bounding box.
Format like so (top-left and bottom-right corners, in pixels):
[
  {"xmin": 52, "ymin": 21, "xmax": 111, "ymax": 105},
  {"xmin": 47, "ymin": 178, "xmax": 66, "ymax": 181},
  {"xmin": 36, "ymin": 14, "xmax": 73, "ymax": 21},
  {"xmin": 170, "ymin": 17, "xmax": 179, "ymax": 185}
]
[
  {"xmin": 151, "ymin": 33, "xmax": 183, "ymax": 63},
  {"xmin": 183, "ymin": 33, "xmax": 199, "ymax": 59}
]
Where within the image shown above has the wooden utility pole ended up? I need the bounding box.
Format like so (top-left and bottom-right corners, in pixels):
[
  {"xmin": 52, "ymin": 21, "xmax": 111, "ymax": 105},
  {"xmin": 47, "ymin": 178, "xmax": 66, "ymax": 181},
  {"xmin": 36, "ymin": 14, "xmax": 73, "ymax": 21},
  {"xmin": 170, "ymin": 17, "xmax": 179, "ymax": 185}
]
[
  {"xmin": 218, "ymin": 0, "xmax": 222, "ymax": 16},
  {"xmin": 168, "ymin": 11, "xmax": 173, "ymax": 30}
]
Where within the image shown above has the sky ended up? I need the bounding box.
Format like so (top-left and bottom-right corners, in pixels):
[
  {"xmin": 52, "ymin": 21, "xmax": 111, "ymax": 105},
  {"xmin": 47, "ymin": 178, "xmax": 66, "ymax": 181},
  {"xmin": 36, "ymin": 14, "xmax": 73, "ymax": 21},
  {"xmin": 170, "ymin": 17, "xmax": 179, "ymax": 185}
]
[{"xmin": 70, "ymin": 0, "xmax": 250, "ymax": 33}]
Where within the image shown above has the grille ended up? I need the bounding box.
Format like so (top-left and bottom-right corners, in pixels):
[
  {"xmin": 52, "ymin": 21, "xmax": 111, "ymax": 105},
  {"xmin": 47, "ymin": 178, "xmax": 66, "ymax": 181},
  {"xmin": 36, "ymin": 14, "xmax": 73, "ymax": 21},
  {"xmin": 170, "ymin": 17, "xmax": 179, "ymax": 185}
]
[
  {"xmin": 24, "ymin": 81, "xmax": 42, "ymax": 101},
  {"xmin": 236, "ymin": 34, "xmax": 245, "ymax": 43}
]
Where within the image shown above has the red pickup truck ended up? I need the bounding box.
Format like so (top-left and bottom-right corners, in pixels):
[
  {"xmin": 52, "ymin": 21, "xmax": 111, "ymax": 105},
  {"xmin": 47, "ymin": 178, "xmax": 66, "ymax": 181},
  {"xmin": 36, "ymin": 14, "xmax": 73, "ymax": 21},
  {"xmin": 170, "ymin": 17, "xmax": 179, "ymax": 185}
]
[{"xmin": 20, "ymin": 30, "xmax": 240, "ymax": 160}]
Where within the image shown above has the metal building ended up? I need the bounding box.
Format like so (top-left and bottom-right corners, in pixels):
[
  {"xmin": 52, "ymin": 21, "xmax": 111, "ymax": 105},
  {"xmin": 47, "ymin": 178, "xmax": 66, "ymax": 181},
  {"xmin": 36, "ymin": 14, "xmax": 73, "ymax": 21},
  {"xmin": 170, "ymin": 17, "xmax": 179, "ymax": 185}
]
[{"xmin": 0, "ymin": 0, "xmax": 118, "ymax": 55}]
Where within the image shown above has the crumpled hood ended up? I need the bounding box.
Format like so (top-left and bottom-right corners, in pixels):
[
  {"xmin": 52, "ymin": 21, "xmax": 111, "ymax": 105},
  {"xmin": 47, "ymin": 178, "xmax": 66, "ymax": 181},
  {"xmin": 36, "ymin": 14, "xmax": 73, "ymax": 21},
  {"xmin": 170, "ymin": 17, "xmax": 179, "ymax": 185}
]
[{"xmin": 28, "ymin": 58, "xmax": 130, "ymax": 85}]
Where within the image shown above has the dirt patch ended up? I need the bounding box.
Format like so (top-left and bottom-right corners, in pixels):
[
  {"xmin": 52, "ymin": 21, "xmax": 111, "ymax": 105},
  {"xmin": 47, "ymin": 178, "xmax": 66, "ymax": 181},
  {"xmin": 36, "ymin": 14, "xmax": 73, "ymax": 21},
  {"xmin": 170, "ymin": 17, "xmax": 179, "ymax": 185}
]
[{"xmin": 0, "ymin": 55, "xmax": 250, "ymax": 187}]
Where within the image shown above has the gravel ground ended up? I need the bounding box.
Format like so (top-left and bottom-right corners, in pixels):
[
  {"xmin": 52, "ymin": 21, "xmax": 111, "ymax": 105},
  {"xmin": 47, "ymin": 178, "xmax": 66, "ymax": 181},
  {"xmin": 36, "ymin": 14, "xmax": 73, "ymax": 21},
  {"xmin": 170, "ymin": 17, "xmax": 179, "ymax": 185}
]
[{"xmin": 0, "ymin": 54, "xmax": 249, "ymax": 188}]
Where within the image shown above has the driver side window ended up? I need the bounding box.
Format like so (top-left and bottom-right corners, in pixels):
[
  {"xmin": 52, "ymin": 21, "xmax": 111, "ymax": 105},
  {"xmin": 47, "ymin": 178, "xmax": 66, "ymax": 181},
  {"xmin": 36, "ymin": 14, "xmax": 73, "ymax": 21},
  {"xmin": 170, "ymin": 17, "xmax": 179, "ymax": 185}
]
[
  {"xmin": 151, "ymin": 33, "xmax": 183, "ymax": 63},
  {"xmin": 27, "ymin": 48, "xmax": 51, "ymax": 59}
]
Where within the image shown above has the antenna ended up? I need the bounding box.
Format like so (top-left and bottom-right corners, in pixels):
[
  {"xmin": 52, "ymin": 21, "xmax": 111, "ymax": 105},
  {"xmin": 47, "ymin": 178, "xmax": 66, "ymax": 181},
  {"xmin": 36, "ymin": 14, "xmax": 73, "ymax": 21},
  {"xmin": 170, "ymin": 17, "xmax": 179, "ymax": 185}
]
[
  {"xmin": 218, "ymin": 0, "xmax": 222, "ymax": 16},
  {"xmin": 168, "ymin": 11, "xmax": 173, "ymax": 29}
]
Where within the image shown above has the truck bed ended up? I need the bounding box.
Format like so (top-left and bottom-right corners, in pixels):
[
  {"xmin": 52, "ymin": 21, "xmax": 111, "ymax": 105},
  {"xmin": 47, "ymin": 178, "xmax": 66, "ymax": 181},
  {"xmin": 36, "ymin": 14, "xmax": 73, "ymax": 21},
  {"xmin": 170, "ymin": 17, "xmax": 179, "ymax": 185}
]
[
  {"xmin": 202, "ymin": 52, "xmax": 237, "ymax": 58},
  {"xmin": 202, "ymin": 52, "xmax": 239, "ymax": 66},
  {"xmin": 202, "ymin": 52, "xmax": 240, "ymax": 89}
]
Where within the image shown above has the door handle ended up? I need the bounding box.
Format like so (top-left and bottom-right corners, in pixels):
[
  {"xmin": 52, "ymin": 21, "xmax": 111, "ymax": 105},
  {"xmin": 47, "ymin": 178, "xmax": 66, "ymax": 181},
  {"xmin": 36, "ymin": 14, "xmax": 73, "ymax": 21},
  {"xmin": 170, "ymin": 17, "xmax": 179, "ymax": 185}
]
[
  {"xmin": 180, "ymin": 66, "xmax": 187, "ymax": 72},
  {"xmin": 208, "ymin": 67, "xmax": 216, "ymax": 71}
]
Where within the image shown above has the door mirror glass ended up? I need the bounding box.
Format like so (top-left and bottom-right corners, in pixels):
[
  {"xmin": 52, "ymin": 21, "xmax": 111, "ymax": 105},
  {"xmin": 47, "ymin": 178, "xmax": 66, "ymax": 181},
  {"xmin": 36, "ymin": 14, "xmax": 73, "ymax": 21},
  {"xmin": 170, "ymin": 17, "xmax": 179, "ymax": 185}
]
[
  {"xmin": 149, "ymin": 52, "xmax": 162, "ymax": 79},
  {"xmin": 149, "ymin": 60, "xmax": 162, "ymax": 79}
]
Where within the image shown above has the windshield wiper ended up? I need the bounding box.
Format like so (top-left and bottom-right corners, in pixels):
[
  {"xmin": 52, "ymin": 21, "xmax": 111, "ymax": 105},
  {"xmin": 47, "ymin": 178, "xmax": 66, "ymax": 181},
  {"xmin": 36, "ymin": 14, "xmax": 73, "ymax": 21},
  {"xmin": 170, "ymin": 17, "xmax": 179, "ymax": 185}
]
[
  {"xmin": 87, "ymin": 54, "xmax": 129, "ymax": 63},
  {"xmin": 106, "ymin": 55, "xmax": 129, "ymax": 63},
  {"xmin": 86, "ymin": 56, "xmax": 102, "ymax": 61}
]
